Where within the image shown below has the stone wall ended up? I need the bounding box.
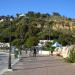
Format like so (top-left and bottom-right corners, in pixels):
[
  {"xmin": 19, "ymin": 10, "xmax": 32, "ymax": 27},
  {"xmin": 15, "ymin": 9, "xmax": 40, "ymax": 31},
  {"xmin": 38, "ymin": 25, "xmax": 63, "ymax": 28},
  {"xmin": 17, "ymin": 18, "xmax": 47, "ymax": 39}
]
[{"xmin": 53, "ymin": 45, "xmax": 75, "ymax": 58}]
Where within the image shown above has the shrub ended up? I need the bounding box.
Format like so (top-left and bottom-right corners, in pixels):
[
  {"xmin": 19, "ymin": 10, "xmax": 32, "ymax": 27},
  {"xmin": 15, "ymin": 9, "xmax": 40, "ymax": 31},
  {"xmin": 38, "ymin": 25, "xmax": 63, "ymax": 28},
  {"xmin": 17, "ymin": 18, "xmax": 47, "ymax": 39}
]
[
  {"xmin": 44, "ymin": 42, "xmax": 55, "ymax": 55},
  {"xmin": 44, "ymin": 42, "xmax": 52, "ymax": 51},
  {"xmin": 66, "ymin": 48, "xmax": 75, "ymax": 63}
]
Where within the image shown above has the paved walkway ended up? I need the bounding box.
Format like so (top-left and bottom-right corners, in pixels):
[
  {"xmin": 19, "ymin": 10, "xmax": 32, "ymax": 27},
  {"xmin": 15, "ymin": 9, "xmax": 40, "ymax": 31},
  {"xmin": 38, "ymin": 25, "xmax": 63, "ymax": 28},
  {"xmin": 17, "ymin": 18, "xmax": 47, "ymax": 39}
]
[{"xmin": 3, "ymin": 51, "xmax": 75, "ymax": 75}]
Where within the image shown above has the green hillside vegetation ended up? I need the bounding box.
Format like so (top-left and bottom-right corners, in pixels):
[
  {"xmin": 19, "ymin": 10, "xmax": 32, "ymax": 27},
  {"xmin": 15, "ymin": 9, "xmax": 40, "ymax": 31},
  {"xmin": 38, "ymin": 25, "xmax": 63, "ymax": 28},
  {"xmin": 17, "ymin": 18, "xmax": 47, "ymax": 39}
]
[{"xmin": 0, "ymin": 11, "xmax": 75, "ymax": 47}]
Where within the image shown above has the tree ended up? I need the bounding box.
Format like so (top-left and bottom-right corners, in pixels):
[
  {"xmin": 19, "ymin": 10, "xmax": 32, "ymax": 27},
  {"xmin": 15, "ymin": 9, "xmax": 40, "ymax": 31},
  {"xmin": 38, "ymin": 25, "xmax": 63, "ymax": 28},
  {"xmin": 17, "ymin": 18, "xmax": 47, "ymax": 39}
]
[
  {"xmin": 11, "ymin": 39, "xmax": 20, "ymax": 48},
  {"xmin": 58, "ymin": 33, "xmax": 74, "ymax": 45},
  {"xmin": 52, "ymin": 12, "xmax": 61, "ymax": 16},
  {"xmin": 44, "ymin": 42, "xmax": 55, "ymax": 55},
  {"xmin": 48, "ymin": 21, "xmax": 54, "ymax": 40},
  {"xmin": 24, "ymin": 36, "xmax": 39, "ymax": 48}
]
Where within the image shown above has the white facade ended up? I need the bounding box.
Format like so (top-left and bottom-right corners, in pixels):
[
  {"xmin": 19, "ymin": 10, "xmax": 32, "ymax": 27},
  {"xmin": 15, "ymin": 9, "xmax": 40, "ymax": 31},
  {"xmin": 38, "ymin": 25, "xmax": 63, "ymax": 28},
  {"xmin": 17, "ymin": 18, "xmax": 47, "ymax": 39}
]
[
  {"xmin": 0, "ymin": 42, "xmax": 10, "ymax": 48},
  {"xmin": 38, "ymin": 45, "xmax": 75, "ymax": 58},
  {"xmin": 38, "ymin": 40, "xmax": 51, "ymax": 46},
  {"xmin": 39, "ymin": 51, "xmax": 50, "ymax": 55},
  {"xmin": 0, "ymin": 19, "xmax": 4, "ymax": 22}
]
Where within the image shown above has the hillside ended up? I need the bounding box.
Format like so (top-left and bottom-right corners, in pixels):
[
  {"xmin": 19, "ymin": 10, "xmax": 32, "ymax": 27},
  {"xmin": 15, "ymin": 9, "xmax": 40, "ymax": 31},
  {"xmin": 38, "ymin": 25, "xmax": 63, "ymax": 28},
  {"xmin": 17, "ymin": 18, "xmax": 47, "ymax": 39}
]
[{"xmin": 0, "ymin": 11, "xmax": 75, "ymax": 46}]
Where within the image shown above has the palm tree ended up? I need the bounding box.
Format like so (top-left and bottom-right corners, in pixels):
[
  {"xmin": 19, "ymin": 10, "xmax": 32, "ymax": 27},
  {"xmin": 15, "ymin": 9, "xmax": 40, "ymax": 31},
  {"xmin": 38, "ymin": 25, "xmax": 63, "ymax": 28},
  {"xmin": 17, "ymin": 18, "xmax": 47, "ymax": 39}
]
[{"xmin": 48, "ymin": 21, "xmax": 54, "ymax": 40}]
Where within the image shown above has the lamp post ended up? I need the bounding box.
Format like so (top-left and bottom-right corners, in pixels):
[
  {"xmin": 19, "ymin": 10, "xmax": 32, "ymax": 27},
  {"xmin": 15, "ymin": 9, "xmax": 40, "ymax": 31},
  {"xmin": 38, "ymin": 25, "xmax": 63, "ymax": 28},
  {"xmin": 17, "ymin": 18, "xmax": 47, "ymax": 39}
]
[
  {"xmin": 8, "ymin": 19, "xmax": 12, "ymax": 69},
  {"xmin": 8, "ymin": 43, "xmax": 11, "ymax": 69}
]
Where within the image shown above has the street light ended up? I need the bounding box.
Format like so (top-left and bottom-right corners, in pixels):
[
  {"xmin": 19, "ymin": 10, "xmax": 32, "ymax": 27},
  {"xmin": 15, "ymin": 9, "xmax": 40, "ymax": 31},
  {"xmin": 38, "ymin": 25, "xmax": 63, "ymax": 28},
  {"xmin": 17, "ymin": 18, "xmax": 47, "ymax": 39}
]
[{"xmin": 8, "ymin": 19, "xmax": 12, "ymax": 69}]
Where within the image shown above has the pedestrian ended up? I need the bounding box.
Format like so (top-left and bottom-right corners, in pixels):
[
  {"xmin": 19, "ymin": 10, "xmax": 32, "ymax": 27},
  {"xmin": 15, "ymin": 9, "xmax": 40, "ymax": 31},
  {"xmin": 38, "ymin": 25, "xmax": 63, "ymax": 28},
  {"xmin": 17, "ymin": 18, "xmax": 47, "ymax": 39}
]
[
  {"xmin": 33, "ymin": 47, "xmax": 37, "ymax": 57},
  {"xmin": 25, "ymin": 48, "xmax": 27, "ymax": 54}
]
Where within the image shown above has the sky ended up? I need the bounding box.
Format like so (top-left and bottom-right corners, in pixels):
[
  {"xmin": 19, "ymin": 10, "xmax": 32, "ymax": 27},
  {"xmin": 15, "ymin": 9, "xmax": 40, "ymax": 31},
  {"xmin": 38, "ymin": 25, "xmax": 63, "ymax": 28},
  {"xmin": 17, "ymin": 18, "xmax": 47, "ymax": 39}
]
[{"xmin": 0, "ymin": 0, "xmax": 75, "ymax": 18}]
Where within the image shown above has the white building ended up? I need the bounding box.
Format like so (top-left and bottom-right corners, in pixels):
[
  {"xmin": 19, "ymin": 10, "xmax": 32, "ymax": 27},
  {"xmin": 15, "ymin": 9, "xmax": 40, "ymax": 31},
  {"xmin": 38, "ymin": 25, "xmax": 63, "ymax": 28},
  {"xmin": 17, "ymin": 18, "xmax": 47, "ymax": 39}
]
[
  {"xmin": 39, "ymin": 40, "xmax": 51, "ymax": 46},
  {"xmin": 0, "ymin": 42, "xmax": 10, "ymax": 48},
  {"xmin": 0, "ymin": 19, "xmax": 4, "ymax": 22}
]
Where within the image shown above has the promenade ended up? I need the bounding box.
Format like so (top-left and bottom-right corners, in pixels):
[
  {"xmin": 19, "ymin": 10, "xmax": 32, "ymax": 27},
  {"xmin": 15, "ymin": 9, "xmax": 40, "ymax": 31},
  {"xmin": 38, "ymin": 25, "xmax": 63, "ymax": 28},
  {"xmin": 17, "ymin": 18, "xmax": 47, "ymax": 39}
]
[{"xmin": 3, "ymin": 51, "xmax": 75, "ymax": 75}]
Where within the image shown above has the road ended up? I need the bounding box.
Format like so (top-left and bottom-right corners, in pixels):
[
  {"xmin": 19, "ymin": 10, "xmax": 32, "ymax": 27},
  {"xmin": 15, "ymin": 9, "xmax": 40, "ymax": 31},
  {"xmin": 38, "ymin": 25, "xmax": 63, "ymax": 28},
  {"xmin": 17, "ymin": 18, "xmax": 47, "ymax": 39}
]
[
  {"xmin": 0, "ymin": 52, "xmax": 8, "ymax": 72},
  {"xmin": 0, "ymin": 52, "xmax": 17, "ymax": 74}
]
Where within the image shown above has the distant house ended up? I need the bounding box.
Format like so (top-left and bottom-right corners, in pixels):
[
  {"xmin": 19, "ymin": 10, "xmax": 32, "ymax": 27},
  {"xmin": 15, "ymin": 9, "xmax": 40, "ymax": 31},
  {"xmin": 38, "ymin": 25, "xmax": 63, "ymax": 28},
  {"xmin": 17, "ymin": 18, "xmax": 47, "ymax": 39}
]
[
  {"xmin": 4, "ymin": 43, "xmax": 10, "ymax": 47},
  {"xmin": 38, "ymin": 40, "xmax": 51, "ymax": 46},
  {"xmin": 0, "ymin": 42, "xmax": 10, "ymax": 48},
  {"xmin": 0, "ymin": 19, "xmax": 4, "ymax": 23},
  {"xmin": 0, "ymin": 42, "xmax": 4, "ymax": 47},
  {"xmin": 19, "ymin": 14, "xmax": 25, "ymax": 17}
]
